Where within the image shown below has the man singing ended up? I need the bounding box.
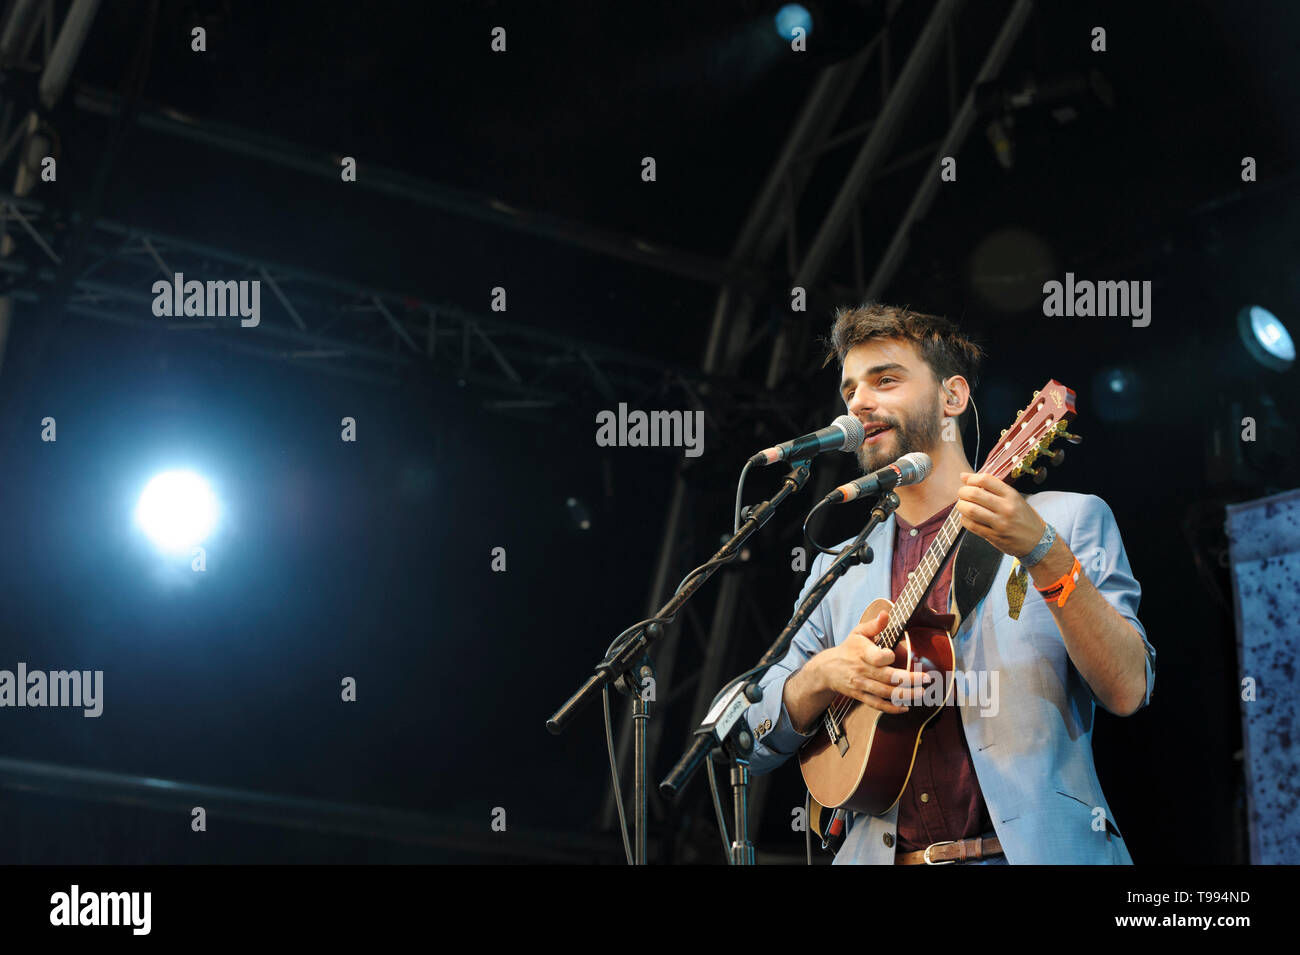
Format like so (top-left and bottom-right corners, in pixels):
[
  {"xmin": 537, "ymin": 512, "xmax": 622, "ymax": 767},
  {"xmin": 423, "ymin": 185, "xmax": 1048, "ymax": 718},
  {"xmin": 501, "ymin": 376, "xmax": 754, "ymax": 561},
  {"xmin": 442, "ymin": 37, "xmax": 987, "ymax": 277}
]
[{"xmin": 744, "ymin": 304, "xmax": 1155, "ymax": 864}]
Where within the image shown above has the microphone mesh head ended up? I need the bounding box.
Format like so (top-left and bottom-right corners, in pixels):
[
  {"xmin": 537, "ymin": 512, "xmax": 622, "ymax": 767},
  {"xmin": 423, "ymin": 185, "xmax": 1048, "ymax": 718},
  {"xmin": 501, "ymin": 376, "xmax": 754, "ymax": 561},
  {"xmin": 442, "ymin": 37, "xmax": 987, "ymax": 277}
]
[
  {"xmin": 902, "ymin": 451, "xmax": 933, "ymax": 481},
  {"xmin": 833, "ymin": 414, "xmax": 865, "ymax": 451}
]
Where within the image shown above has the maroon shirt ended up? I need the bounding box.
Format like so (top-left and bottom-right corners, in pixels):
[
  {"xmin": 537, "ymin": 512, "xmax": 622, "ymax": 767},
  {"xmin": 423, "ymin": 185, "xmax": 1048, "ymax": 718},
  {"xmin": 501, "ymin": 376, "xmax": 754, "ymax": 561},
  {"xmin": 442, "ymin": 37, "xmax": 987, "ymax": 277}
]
[{"xmin": 891, "ymin": 502, "xmax": 993, "ymax": 853}]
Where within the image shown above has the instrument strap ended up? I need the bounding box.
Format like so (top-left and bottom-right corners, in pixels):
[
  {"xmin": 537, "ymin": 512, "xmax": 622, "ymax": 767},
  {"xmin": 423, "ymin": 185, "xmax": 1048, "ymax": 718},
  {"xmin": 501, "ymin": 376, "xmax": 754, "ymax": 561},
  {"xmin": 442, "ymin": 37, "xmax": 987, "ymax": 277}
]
[{"xmin": 949, "ymin": 528, "xmax": 1005, "ymax": 624}]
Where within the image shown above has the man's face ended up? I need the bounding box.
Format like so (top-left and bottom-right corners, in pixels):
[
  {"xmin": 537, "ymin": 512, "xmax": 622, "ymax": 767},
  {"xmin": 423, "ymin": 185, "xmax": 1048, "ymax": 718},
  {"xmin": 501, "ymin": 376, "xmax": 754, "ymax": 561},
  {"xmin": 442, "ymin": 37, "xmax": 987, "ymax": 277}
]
[{"xmin": 839, "ymin": 338, "xmax": 945, "ymax": 472}]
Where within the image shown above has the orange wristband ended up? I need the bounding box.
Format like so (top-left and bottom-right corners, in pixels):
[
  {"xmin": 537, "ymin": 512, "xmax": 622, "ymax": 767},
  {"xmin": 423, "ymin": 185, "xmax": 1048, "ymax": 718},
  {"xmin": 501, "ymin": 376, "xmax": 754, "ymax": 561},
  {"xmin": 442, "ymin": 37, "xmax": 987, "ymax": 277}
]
[{"xmin": 1035, "ymin": 557, "xmax": 1081, "ymax": 607}]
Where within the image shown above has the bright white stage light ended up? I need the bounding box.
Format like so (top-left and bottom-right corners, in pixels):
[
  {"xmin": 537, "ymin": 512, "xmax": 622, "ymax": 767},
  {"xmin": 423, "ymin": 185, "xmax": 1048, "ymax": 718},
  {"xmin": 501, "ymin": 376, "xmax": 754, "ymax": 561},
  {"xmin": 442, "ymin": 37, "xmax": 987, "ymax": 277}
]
[
  {"xmin": 1238, "ymin": 305, "xmax": 1294, "ymax": 371},
  {"xmin": 135, "ymin": 470, "xmax": 219, "ymax": 554}
]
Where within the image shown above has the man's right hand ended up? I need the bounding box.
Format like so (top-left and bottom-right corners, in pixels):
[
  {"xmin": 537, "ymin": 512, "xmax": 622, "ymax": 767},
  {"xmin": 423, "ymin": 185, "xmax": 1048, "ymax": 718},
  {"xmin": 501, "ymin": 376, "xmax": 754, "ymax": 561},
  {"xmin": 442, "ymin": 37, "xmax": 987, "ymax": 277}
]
[
  {"xmin": 813, "ymin": 609, "xmax": 933, "ymax": 714},
  {"xmin": 789, "ymin": 609, "xmax": 933, "ymax": 729}
]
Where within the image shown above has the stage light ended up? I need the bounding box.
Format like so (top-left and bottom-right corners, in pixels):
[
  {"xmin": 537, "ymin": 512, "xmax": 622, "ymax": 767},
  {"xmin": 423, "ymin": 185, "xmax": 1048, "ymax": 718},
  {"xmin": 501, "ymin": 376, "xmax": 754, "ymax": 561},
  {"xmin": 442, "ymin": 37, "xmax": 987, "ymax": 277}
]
[
  {"xmin": 135, "ymin": 470, "xmax": 219, "ymax": 555},
  {"xmin": 774, "ymin": 4, "xmax": 812, "ymax": 41},
  {"xmin": 1237, "ymin": 305, "xmax": 1294, "ymax": 371},
  {"xmin": 1091, "ymin": 366, "xmax": 1141, "ymax": 422}
]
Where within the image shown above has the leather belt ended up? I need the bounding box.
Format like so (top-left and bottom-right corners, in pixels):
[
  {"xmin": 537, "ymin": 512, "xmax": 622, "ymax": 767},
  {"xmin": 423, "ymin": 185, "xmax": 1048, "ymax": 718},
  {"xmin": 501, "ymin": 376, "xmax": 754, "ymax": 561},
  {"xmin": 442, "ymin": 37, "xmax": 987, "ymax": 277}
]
[{"xmin": 895, "ymin": 835, "xmax": 1003, "ymax": 865}]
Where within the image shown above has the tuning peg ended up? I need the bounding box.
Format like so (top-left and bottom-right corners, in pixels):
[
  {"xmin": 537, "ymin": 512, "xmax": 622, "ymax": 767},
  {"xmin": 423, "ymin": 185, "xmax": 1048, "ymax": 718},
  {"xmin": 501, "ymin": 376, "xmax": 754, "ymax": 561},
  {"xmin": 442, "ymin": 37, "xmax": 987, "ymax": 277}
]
[
  {"xmin": 1061, "ymin": 430, "xmax": 1082, "ymax": 445},
  {"xmin": 1011, "ymin": 453, "xmax": 1035, "ymax": 478},
  {"xmin": 1030, "ymin": 466, "xmax": 1048, "ymax": 485},
  {"xmin": 1048, "ymin": 448, "xmax": 1066, "ymax": 466}
]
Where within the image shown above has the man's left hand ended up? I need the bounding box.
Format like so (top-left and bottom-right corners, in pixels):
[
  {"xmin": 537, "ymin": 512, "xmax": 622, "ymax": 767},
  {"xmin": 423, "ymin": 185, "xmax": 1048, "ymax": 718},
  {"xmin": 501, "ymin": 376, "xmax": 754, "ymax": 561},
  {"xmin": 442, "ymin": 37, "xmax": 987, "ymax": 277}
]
[{"xmin": 956, "ymin": 471, "xmax": 1046, "ymax": 559}]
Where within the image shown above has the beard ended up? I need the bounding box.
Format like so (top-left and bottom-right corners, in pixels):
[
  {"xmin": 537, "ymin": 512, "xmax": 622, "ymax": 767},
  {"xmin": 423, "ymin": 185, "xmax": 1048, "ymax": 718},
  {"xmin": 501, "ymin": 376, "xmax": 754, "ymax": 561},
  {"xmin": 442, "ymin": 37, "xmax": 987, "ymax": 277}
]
[{"xmin": 856, "ymin": 390, "xmax": 944, "ymax": 473}]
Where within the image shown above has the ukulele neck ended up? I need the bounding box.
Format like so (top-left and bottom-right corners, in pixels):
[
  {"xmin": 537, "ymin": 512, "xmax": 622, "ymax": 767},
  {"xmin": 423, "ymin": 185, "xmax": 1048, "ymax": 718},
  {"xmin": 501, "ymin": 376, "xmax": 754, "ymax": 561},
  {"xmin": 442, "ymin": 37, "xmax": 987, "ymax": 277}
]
[{"xmin": 878, "ymin": 505, "xmax": 964, "ymax": 650}]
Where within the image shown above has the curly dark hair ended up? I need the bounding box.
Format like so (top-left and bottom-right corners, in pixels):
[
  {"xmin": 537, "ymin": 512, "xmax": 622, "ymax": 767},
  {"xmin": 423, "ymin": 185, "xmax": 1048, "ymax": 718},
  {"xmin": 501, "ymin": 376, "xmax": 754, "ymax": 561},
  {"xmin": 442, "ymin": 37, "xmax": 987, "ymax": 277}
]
[{"xmin": 822, "ymin": 303, "xmax": 984, "ymax": 435}]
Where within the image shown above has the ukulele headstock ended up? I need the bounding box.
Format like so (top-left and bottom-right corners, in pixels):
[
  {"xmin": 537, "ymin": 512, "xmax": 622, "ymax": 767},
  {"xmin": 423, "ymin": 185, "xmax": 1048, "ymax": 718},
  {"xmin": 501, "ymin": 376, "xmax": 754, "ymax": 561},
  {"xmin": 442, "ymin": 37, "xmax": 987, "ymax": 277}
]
[{"xmin": 985, "ymin": 380, "xmax": 1079, "ymax": 486}]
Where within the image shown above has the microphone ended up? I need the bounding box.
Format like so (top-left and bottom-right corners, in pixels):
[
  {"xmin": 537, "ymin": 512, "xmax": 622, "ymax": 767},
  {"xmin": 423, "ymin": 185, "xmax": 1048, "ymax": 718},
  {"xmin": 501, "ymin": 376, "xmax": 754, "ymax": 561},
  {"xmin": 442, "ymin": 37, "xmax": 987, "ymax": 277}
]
[
  {"xmin": 747, "ymin": 415, "xmax": 865, "ymax": 468},
  {"xmin": 823, "ymin": 452, "xmax": 932, "ymax": 504}
]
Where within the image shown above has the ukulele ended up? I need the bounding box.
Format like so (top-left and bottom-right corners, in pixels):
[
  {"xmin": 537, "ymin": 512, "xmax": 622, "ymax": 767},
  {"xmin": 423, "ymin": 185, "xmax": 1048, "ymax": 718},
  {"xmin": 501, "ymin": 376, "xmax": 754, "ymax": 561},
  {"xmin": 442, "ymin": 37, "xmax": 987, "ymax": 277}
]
[{"xmin": 798, "ymin": 380, "xmax": 1079, "ymax": 818}]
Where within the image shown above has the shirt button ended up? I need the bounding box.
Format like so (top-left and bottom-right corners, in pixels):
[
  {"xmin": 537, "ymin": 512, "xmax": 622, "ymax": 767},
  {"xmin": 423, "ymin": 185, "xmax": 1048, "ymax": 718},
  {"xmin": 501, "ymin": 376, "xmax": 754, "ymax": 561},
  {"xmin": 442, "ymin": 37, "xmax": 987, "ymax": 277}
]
[
  {"xmin": 910, "ymin": 528, "xmax": 919, "ymax": 537},
  {"xmin": 883, "ymin": 833, "xmax": 894, "ymax": 848},
  {"xmin": 920, "ymin": 793, "xmax": 930, "ymax": 803}
]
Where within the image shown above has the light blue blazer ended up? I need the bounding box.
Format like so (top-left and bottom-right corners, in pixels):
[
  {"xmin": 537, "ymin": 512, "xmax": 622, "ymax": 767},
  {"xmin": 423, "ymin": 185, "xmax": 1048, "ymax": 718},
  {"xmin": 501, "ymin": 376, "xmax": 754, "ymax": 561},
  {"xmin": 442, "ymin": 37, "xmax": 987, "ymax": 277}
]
[{"xmin": 745, "ymin": 490, "xmax": 1155, "ymax": 864}]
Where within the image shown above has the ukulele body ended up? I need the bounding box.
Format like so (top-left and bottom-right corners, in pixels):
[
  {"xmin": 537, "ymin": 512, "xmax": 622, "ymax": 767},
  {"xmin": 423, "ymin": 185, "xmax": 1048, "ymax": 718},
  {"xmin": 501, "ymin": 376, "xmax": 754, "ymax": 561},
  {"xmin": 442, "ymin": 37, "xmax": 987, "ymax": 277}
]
[{"xmin": 798, "ymin": 597, "xmax": 956, "ymax": 816}]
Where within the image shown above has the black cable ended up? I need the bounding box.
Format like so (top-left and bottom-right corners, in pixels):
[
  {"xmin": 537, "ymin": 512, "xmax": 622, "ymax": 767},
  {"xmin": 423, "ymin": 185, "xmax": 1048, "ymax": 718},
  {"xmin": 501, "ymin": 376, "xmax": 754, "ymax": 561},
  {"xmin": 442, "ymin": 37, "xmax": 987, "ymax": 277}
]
[
  {"xmin": 802, "ymin": 498, "xmax": 845, "ymax": 556},
  {"xmin": 705, "ymin": 756, "xmax": 732, "ymax": 864},
  {"xmin": 734, "ymin": 459, "xmax": 754, "ymax": 533},
  {"xmin": 601, "ymin": 686, "xmax": 635, "ymax": 864},
  {"xmin": 601, "ymin": 615, "xmax": 671, "ymax": 659}
]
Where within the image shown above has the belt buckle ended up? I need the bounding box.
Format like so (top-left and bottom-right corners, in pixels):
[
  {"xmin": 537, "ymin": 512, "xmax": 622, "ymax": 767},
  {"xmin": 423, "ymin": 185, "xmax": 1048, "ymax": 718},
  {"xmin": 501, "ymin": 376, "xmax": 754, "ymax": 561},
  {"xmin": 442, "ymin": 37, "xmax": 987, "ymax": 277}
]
[{"xmin": 923, "ymin": 840, "xmax": 958, "ymax": 865}]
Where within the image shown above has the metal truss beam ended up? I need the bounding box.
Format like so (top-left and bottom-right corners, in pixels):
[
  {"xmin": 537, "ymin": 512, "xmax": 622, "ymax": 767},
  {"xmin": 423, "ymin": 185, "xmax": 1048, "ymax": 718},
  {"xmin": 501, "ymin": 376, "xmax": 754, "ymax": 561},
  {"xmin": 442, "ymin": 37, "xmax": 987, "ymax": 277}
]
[
  {"xmin": 64, "ymin": 85, "xmax": 766, "ymax": 293},
  {"xmin": 865, "ymin": 0, "xmax": 1034, "ymax": 302},
  {"xmin": 0, "ymin": 193, "xmax": 807, "ymax": 420},
  {"xmin": 0, "ymin": 0, "xmax": 101, "ymax": 377}
]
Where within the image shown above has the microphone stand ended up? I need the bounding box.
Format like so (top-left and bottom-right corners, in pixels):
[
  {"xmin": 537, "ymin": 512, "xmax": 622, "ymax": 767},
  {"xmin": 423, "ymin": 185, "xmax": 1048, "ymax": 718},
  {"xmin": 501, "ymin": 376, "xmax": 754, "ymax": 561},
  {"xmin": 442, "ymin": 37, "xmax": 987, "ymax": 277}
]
[
  {"xmin": 546, "ymin": 459, "xmax": 814, "ymax": 864},
  {"xmin": 659, "ymin": 491, "xmax": 903, "ymax": 864}
]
